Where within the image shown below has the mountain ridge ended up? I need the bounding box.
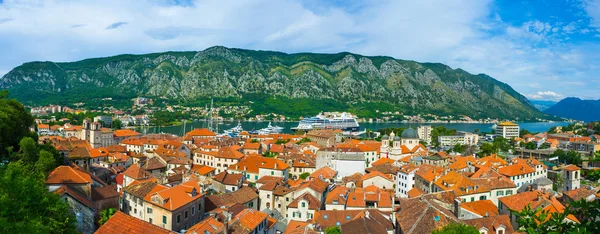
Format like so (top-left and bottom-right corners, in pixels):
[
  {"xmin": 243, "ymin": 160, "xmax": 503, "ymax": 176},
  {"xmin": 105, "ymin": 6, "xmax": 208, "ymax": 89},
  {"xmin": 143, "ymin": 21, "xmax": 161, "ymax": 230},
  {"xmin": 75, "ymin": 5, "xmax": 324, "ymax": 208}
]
[
  {"xmin": 0, "ymin": 46, "xmax": 544, "ymax": 119},
  {"xmin": 545, "ymin": 97, "xmax": 600, "ymax": 122}
]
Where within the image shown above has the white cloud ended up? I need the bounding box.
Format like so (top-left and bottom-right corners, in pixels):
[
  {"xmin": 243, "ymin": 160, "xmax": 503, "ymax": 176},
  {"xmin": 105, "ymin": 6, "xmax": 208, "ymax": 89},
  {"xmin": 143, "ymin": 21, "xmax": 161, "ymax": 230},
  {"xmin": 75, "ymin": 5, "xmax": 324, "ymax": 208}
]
[
  {"xmin": 0, "ymin": 0, "xmax": 597, "ymax": 99},
  {"xmin": 527, "ymin": 91, "xmax": 563, "ymax": 100}
]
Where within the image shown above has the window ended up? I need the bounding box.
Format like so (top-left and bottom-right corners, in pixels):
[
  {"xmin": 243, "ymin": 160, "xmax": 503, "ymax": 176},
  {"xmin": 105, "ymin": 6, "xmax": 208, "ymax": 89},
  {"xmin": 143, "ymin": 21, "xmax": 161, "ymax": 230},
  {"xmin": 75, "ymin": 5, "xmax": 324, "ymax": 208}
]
[
  {"xmin": 192, "ymin": 207, "xmax": 195, "ymax": 215},
  {"xmin": 271, "ymin": 171, "xmax": 274, "ymax": 175},
  {"xmin": 185, "ymin": 211, "xmax": 188, "ymax": 219},
  {"xmin": 255, "ymin": 175, "xmax": 258, "ymax": 180},
  {"xmin": 199, "ymin": 203, "xmax": 202, "ymax": 212},
  {"xmin": 249, "ymin": 202, "xmax": 254, "ymax": 207},
  {"xmin": 267, "ymin": 194, "xmax": 270, "ymax": 198},
  {"xmin": 134, "ymin": 208, "xmax": 137, "ymax": 214},
  {"xmin": 177, "ymin": 215, "xmax": 181, "ymax": 223},
  {"xmin": 147, "ymin": 208, "xmax": 152, "ymax": 213},
  {"xmin": 324, "ymin": 214, "xmax": 328, "ymax": 219},
  {"xmin": 471, "ymin": 197, "xmax": 475, "ymax": 202},
  {"xmin": 162, "ymin": 215, "xmax": 167, "ymax": 224}
]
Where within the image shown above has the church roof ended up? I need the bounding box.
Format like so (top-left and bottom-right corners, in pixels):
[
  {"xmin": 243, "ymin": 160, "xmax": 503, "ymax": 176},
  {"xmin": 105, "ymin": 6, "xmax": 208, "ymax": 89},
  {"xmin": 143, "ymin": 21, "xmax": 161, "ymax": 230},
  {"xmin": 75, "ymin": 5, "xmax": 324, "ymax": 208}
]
[{"xmin": 401, "ymin": 128, "xmax": 418, "ymax": 139}]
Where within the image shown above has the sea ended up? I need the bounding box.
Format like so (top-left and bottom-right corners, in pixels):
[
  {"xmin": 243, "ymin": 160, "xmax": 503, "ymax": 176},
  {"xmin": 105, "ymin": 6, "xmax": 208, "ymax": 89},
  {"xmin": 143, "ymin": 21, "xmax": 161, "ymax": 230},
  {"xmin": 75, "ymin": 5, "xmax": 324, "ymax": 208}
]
[{"xmin": 135, "ymin": 121, "xmax": 570, "ymax": 136}]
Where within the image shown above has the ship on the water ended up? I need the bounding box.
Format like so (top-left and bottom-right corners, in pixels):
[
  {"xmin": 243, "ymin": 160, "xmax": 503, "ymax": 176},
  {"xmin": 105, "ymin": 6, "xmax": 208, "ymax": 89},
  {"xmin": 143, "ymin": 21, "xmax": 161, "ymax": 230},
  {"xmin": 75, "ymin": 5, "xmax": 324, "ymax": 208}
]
[{"xmin": 292, "ymin": 112, "xmax": 360, "ymax": 132}]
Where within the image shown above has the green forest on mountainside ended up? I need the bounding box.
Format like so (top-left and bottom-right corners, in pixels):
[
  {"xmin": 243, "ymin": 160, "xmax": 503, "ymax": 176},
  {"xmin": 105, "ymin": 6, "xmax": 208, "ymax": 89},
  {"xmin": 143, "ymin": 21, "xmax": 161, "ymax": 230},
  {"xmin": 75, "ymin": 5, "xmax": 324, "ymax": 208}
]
[{"xmin": 0, "ymin": 46, "xmax": 546, "ymax": 120}]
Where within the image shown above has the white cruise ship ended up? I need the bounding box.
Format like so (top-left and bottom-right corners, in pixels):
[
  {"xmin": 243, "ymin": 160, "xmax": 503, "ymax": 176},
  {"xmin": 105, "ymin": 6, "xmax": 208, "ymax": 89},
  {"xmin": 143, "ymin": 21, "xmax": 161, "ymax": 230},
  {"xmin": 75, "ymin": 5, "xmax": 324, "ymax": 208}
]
[{"xmin": 292, "ymin": 112, "xmax": 360, "ymax": 132}]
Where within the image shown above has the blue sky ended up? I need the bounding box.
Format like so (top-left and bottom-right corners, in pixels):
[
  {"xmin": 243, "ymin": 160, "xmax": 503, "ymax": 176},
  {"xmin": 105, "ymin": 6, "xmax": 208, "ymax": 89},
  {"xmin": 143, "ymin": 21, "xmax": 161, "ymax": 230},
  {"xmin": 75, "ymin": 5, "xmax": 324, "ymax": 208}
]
[{"xmin": 0, "ymin": 0, "xmax": 599, "ymax": 100}]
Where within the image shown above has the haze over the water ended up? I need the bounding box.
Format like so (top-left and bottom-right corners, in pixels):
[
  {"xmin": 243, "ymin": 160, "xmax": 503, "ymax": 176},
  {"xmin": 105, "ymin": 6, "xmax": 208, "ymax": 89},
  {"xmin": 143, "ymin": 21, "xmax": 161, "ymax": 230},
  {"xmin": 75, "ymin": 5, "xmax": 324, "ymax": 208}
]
[{"xmin": 0, "ymin": 0, "xmax": 599, "ymax": 99}]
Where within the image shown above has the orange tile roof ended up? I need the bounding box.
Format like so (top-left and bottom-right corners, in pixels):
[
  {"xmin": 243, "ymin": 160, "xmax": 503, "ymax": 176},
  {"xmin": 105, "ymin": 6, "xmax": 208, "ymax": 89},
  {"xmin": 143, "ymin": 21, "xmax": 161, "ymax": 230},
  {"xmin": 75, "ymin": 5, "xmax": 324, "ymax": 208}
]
[
  {"xmin": 186, "ymin": 128, "xmax": 216, "ymax": 137},
  {"xmin": 407, "ymin": 188, "xmax": 425, "ymax": 198},
  {"xmin": 326, "ymin": 186, "xmax": 350, "ymax": 205},
  {"xmin": 433, "ymin": 171, "xmax": 490, "ymax": 196},
  {"xmin": 145, "ymin": 180, "xmax": 203, "ymax": 211},
  {"xmin": 415, "ymin": 164, "xmax": 444, "ymax": 182},
  {"xmin": 89, "ymin": 148, "xmax": 110, "ymax": 158},
  {"xmin": 284, "ymin": 220, "xmax": 317, "ymax": 234},
  {"xmin": 345, "ymin": 185, "xmax": 393, "ymax": 208},
  {"xmin": 244, "ymin": 142, "xmax": 260, "ymax": 150},
  {"xmin": 38, "ymin": 124, "xmax": 50, "ymax": 129},
  {"xmin": 497, "ymin": 164, "xmax": 535, "ymax": 177},
  {"xmin": 46, "ymin": 165, "xmax": 93, "ymax": 184},
  {"xmin": 96, "ymin": 211, "xmax": 175, "ymax": 234},
  {"xmin": 231, "ymin": 208, "xmax": 268, "ymax": 231},
  {"xmin": 477, "ymin": 155, "xmax": 508, "ymax": 168},
  {"xmin": 372, "ymin": 158, "xmax": 396, "ymax": 166},
  {"xmin": 499, "ymin": 190, "xmax": 579, "ymax": 223},
  {"xmin": 562, "ymin": 164, "xmax": 581, "ymax": 171},
  {"xmin": 190, "ymin": 164, "xmax": 216, "ymax": 176},
  {"xmin": 461, "ymin": 200, "xmax": 499, "ymax": 217},
  {"xmin": 310, "ymin": 166, "xmax": 337, "ymax": 180},
  {"xmin": 113, "ymin": 129, "xmax": 141, "ymax": 138},
  {"xmin": 297, "ymin": 178, "xmax": 330, "ymax": 193},
  {"xmin": 123, "ymin": 164, "xmax": 152, "ymax": 180},
  {"xmin": 185, "ymin": 216, "xmax": 225, "ymax": 234},
  {"xmin": 361, "ymin": 171, "xmax": 393, "ymax": 182},
  {"xmin": 288, "ymin": 192, "xmax": 321, "ymax": 209},
  {"xmin": 229, "ymin": 155, "xmax": 289, "ymax": 174},
  {"xmin": 200, "ymin": 147, "xmax": 244, "ymax": 159}
]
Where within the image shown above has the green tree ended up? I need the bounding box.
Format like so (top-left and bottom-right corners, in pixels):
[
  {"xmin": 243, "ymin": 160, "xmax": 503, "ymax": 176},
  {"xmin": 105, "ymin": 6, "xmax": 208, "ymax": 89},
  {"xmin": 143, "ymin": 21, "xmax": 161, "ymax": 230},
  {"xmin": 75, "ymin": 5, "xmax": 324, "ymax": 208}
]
[
  {"xmin": 0, "ymin": 162, "xmax": 77, "ymax": 233},
  {"xmin": 18, "ymin": 137, "xmax": 39, "ymax": 163},
  {"xmin": 0, "ymin": 91, "xmax": 35, "ymax": 158},
  {"xmin": 479, "ymin": 143, "xmax": 496, "ymax": 156},
  {"xmin": 35, "ymin": 150, "xmax": 57, "ymax": 174},
  {"xmin": 99, "ymin": 208, "xmax": 117, "ymax": 226},
  {"xmin": 492, "ymin": 136, "xmax": 511, "ymax": 152},
  {"xmin": 299, "ymin": 172, "xmax": 311, "ymax": 180},
  {"xmin": 512, "ymin": 200, "xmax": 600, "ymax": 233},
  {"xmin": 453, "ymin": 144, "xmax": 466, "ymax": 153},
  {"xmin": 432, "ymin": 223, "xmax": 479, "ymax": 234},
  {"xmin": 296, "ymin": 137, "xmax": 312, "ymax": 145},
  {"xmin": 112, "ymin": 119, "xmax": 122, "ymax": 130},
  {"xmin": 325, "ymin": 226, "xmax": 341, "ymax": 234}
]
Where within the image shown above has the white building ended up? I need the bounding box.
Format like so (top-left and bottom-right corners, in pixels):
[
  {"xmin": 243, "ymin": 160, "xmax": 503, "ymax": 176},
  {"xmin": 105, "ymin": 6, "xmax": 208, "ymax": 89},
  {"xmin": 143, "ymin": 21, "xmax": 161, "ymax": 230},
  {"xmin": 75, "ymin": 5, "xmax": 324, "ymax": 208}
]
[
  {"xmin": 417, "ymin": 125, "xmax": 433, "ymax": 145},
  {"xmin": 438, "ymin": 131, "xmax": 479, "ymax": 147},
  {"xmin": 496, "ymin": 122, "xmax": 520, "ymax": 139},
  {"xmin": 396, "ymin": 164, "xmax": 419, "ymax": 198},
  {"xmin": 316, "ymin": 149, "xmax": 365, "ymax": 180}
]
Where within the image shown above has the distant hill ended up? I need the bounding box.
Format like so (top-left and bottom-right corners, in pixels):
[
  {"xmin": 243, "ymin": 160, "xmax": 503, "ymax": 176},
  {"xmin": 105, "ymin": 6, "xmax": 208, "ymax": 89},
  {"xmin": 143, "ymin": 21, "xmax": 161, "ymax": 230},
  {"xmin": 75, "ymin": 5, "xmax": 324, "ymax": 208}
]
[
  {"xmin": 0, "ymin": 46, "xmax": 544, "ymax": 119},
  {"xmin": 529, "ymin": 100, "xmax": 557, "ymax": 111},
  {"xmin": 545, "ymin": 97, "xmax": 600, "ymax": 122}
]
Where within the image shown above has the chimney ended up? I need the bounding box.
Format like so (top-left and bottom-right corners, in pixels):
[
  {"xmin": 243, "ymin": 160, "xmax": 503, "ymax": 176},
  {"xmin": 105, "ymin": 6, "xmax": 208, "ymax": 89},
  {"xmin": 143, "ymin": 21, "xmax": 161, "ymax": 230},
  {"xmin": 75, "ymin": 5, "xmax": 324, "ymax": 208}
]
[
  {"xmin": 484, "ymin": 212, "xmax": 489, "ymax": 217},
  {"xmin": 365, "ymin": 211, "xmax": 370, "ymax": 219},
  {"xmin": 454, "ymin": 198, "xmax": 462, "ymax": 218},
  {"xmin": 274, "ymin": 163, "xmax": 278, "ymax": 170}
]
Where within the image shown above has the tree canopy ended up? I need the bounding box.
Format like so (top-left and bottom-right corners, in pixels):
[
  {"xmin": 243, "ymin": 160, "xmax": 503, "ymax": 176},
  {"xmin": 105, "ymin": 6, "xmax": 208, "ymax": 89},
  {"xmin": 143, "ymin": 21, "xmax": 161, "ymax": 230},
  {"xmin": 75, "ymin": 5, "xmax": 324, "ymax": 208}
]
[
  {"xmin": 432, "ymin": 223, "xmax": 479, "ymax": 234},
  {"xmin": 0, "ymin": 91, "xmax": 35, "ymax": 158},
  {"xmin": 0, "ymin": 90, "xmax": 77, "ymax": 233}
]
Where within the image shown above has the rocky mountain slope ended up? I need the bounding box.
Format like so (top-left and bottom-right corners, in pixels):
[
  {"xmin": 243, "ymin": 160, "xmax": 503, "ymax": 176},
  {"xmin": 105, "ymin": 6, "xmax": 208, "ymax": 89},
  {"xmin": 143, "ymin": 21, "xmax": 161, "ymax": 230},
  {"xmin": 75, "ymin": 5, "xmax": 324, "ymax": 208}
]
[
  {"xmin": 0, "ymin": 46, "xmax": 543, "ymax": 119},
  {"xmin": 545, "ymin": 97, "xmax": 600, "ymax": 122}
]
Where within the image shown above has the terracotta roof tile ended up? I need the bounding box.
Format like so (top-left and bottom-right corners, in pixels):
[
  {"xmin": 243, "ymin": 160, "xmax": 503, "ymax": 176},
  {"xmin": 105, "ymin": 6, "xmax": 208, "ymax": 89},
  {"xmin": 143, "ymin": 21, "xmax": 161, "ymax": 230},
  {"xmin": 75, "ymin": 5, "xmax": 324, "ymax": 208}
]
[
  {"xmin": 463, "ymin": 215, "xmax": 515, "ymax": 234},
  {"xmin": 46, "ymin": 165, "xmax": 93, "ymax": 184},
  {"xmin": 213, "ymin": 171, "xmax": 243, "ymax": 186},
  {"xmin": 113, "ymin": 129, "xmax": 141, "ymax": 138},
  {"xmin": 288, "ymin": 192, "xmax": 321, "ymax": 209},
  {"xmin": 185, "ymin": 216, "xmax": 225, "ymax": 234},
  {"xmin": 310, "ymin": 166, "xmax": 337, "ymax": 180},
  {"xmin": 96, "ymin": 211, "xmax": 175, "ymax": 234},
  {"xmin": 461, "ymin": 200, "xmax": 499, "ymax": 217},
  {"xmin": 228, "ymin": 155, "xmax": 289, "ymax": 174},
  {"xmin": 145, "ymin": 180, "xmax": 203, "ymax": 211}
]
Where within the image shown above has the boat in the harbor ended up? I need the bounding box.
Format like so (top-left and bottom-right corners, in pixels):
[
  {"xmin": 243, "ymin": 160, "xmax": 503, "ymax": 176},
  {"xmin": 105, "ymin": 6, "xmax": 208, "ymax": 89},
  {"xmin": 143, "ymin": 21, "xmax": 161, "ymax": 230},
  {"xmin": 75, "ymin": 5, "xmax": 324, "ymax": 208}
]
[{"xmin": 292, "ymin": 112, "xmax": 360, "ymax": 132}]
